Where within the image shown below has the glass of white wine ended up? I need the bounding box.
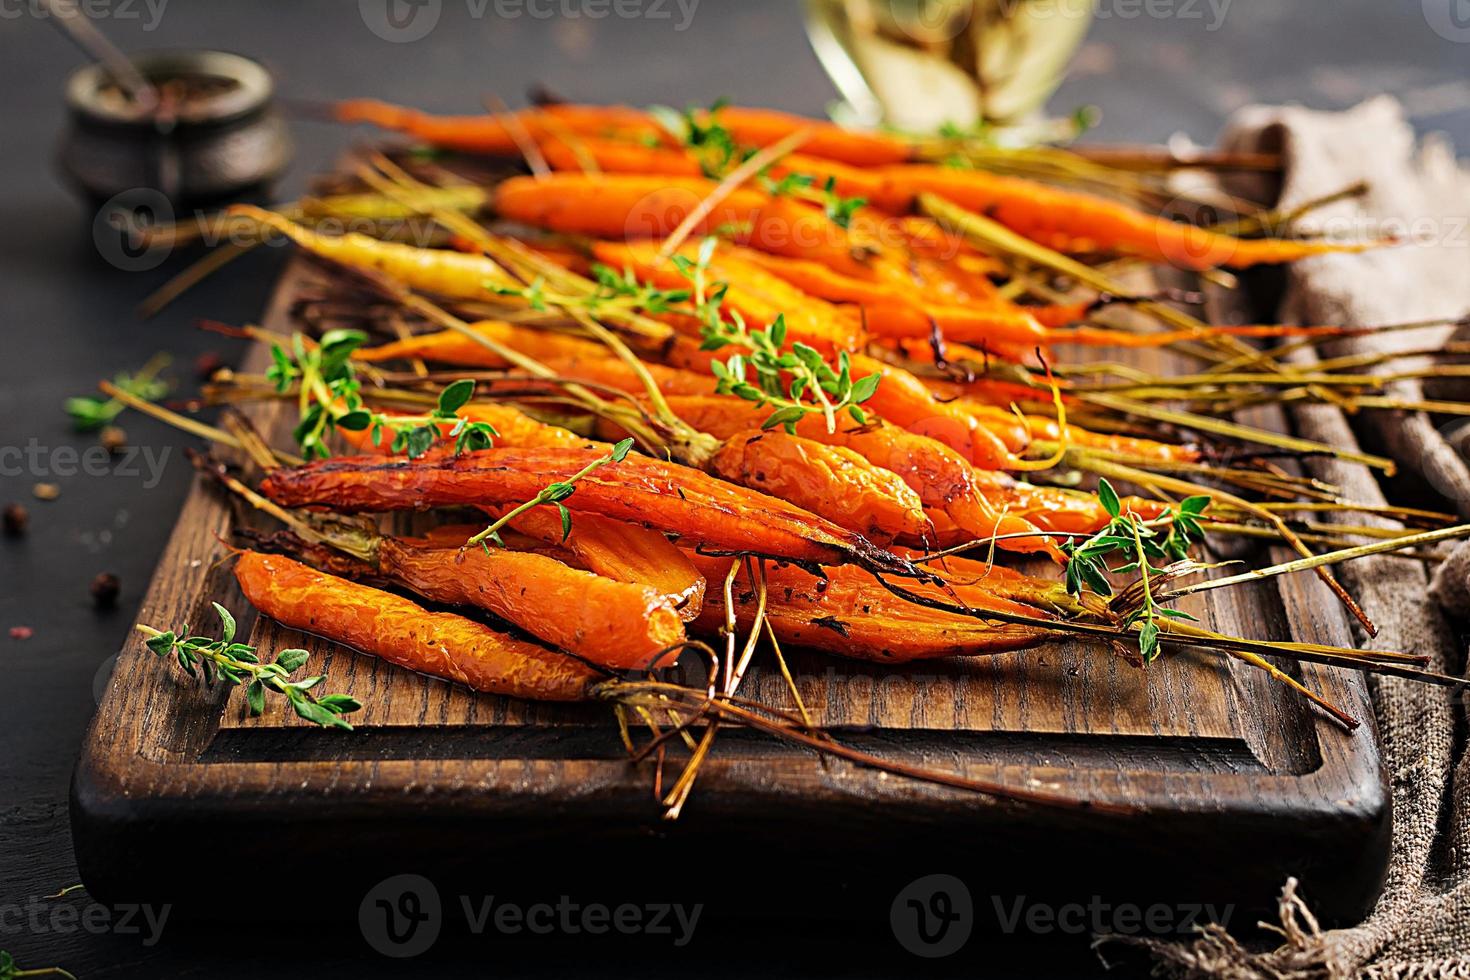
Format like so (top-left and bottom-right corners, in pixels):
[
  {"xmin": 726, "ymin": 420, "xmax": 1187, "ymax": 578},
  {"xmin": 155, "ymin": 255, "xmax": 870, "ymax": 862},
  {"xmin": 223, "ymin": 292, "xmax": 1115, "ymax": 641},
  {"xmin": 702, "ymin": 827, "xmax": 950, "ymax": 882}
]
[{"xmin": 804, "ymin": 0, "xmax": 1093, "ymax": 132}]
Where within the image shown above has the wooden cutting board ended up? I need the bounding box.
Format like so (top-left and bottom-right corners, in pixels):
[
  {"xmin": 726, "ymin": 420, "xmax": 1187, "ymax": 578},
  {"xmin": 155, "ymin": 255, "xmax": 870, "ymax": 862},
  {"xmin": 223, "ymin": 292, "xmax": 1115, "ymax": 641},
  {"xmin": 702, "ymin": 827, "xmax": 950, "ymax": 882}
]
[{"xmin": 71, "ymin": 240, "xmax": 1389, "ymax": 930}]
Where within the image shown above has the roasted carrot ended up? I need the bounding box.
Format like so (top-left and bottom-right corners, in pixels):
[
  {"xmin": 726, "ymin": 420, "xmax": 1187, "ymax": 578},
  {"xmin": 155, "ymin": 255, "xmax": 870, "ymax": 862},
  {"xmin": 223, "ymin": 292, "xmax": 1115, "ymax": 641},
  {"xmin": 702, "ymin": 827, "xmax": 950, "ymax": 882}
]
[
  {"xmin": 539, "ymin": 136, "xmax": 703, "ymax": 176},
  {"xmin": 591, "ymin": 239, "xmax": 865, "ymax": 352},
  {"xmin": 338, "ymin": 401, "xmax": 589, "ymax": 455},
  {"xmin": 495, "ymin": 174, "xmax": 768, "ymax": 238},
  {"xmin": 354, "ymin": 319, "xmax": 609, "ymax": 368},
  {"xmin": 848, "ymin": 353, "xmax": 1018, "ymax": 470},
  {"xmin": 259, "ymin": 447, "xmax": 920, "ymax": 577},
  {"xmin": 873, "ymin": 166, "xmax": 1382, "ymax": 270},
  {"xmin": 496, "ymin": 507, "xmax": 706, "ymax": 621},
  {"xmin": 332, "ymin": 99, "xmax": 663, "ymax": 154},
  {"xmin": 684, "ymin": 551, "xmax": 1054, "ymax": 662},
  {"xmin": 378, "ymin": 534, "xmax": 684, "ymax": 670},
  {"xmin": 227, "ymin": 205, "xmax": 505, "ymax": 300},
  {"xmin": 709, "ymin": 105, "xmax": 912, "ymax": 167},
  {"xmin": 651, "ymin": 395, "xmax": 1065, "ymax": 559},
  {"xmin": 709, "ymin": 429, "xmax": 928, "ymax": 544},
  {"xmin": 235, "ymin": 550, "xmax": 600, "ymax": 700}
]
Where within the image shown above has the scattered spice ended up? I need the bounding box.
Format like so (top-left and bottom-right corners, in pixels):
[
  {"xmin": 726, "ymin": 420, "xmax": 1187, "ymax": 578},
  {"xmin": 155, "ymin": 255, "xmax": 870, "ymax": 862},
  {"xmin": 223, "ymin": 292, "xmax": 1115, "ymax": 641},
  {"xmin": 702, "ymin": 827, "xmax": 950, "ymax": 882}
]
[
  {"xmin": 9, "ymin": 626, "xmax": 33, "ymax": 641},
  {"xmin": 32, "ymin": 483, "xmax": 60, "ymax": 501},
  {"xmin": 90, "ymin": 573, "xmax": 121, "ymax": 608},
  {"xmin": 2, "ymin": 503, "xmax": 26, "ymax": 536},
  {"xmin": 99, "ymin": 426, "xmax": 128, "ymax": 453}
]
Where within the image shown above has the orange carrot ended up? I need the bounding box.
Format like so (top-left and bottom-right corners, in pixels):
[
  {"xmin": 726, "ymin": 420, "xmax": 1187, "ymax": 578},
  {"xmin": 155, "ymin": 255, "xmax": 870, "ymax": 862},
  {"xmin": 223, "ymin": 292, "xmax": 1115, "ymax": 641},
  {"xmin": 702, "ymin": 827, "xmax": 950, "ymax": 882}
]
[
  {"xmin": 497, "ymin": 508, "xmax": 706, "ymax": 622},
  {"xmin": 685, "ymin": 550, "xmax": 1053, "ymax": 663},
  {"xmin": 235, "ymin": 550, "xmax": 600, "ymax": 700},
  {"xmin": 874, "ymin": 165, "xmax": 1383, "ymax": 270},
  {"xmin": 711, "ymin": 106, "xmax": 912, "ymax": 167},
  {"xmin": 709, "ymin": 429, "xmax": 928, "ymax": 544},
  {"xmin": 259, "ymin": 447, "xmax": 920, "ymax": 577},
  {"xmin": 495, "ymin": 174, "xmax": 768, "ymax": 238},
  {"xmin": 376, "ymin": 534, "xmax": 684, "ymax": 670}
]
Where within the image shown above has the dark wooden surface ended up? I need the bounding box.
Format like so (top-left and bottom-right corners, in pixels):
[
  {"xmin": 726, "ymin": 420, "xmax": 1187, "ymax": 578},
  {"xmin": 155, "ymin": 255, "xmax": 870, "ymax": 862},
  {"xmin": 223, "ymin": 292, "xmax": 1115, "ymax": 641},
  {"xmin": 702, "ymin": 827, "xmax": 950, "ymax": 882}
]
[{"xmin": 6, "ymin": 2, "xmax": 1469, "ymax": 977}]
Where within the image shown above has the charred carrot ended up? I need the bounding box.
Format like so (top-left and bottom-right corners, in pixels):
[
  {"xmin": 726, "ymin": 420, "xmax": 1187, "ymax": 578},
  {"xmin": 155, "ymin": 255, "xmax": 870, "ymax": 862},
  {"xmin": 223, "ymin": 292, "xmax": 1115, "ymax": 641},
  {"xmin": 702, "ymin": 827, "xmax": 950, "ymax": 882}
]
[
  {"xmin": 709, "ymin": 429, "xmax": 928, "ymax": 544},
  {"xmin": 259, "ymin": 446, "xmax": 920, "ymax": 577},
  {"xmin": 874, "ymin": 166, "xmax": 1382, "ymax": 270},
  {"xmin": 685, "ymin": 551, "xmax": 1054, "ymax": 662},
  {"xmin": 235, "ymin": 550, "xmax": 600, "ymax": 700}
]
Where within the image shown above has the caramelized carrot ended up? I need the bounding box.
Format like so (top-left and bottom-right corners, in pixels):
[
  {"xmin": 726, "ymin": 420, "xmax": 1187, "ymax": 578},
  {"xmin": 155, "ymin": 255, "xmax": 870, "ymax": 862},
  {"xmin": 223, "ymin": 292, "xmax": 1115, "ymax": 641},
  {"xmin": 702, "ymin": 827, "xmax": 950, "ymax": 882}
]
[
  {"xmin": 848, "ymin": 353, "xmax": 1018, "ymax": 470},
  {"xmin": 235, "ymin": 550, "xmax": 599, "ymax": 700},
  {"xmin": 377, "ymin": 535, "xmax": 683, "ymax": 670},
  {"xmin": 338, "ymin": 401, "xmax": 589, "ymax": 455},
  {"xmin": 591, "ymin": 239, "xmax": 864, "ymax": 351},
  {"xmin": 685, "ymin": 551, "xmax": 1052, "ymax": 663},
  {"xmin": 874, "ymin": 165, "xmax": 1381, "ymax": 270},
  {"xmin": 495, "ymin": 174, "xmax": 768, "ymax": 238},
  {"xmin": 259, "ymin": 447, "xmax": 918, "ymax": 576},
  {"xmin": 498, "ymin": 508, "xmax": 706, "ymax": 621},
  {"xmin": 333, "ymin": 99, "xmax": 912, "ymax": 167},
  {"xmin": 709, "ymin": 430, "xmax": 928, "ymax": 544},
  {"xmin": 652, "ymin": 395, "xmax": 1065, "ymax": 559}
]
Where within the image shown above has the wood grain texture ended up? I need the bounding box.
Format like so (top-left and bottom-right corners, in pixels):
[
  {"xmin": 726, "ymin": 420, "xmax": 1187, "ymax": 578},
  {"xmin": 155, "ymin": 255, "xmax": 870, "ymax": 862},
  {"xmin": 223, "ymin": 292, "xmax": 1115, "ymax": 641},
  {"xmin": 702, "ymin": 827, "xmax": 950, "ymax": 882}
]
[{"xmin": 71, "ymin": 239, "xmax": 1390, "ymax": 927}]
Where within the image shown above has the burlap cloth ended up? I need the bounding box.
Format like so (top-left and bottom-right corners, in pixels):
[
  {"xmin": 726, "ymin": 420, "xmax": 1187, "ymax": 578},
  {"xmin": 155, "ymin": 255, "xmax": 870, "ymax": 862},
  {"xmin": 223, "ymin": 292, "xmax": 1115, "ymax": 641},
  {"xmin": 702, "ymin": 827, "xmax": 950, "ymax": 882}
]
[{"xmin": 1109, "ymin": 98, "xmax": 1470, "ymax": 978}]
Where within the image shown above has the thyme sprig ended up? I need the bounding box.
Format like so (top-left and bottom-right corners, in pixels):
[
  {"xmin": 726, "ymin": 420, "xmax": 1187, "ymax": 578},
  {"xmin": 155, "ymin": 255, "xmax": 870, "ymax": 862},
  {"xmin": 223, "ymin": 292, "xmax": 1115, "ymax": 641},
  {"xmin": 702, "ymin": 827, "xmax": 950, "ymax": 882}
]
[
  {"xmin": 677, "ymin": 238, "xmax": 880, "ymax": 433},
  {"xmin": 466, "ymin": 437, "xmax": 635, "ymax": 552},
  {"xmin": 136, "ymin": 602, "xmax": 362, "ymax": 729},
  {"xmin": 1061, "ymin": 480, "xmax": 1211, "ymax": 661},
  {"xmin": 0, "ymin": 951, "xmax": 76, "ymax": 980},
  {"xmin": 649, "ymin": 98, "xmax": 745, "ymax": 178},
  {"xmin": 65, "ymin": 352, "xmax": 170, "ymax": 432},
  {"xmin": 265, "ymin": 329, "xmax": 495, "ymax": 459}
]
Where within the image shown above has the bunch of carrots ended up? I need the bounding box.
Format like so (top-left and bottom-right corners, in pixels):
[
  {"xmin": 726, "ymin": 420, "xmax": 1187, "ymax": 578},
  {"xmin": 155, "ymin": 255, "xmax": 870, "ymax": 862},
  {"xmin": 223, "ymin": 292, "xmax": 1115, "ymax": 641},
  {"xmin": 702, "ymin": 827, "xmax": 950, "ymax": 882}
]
[{"xmin": 112, "ymin": 94, "xmax": 1470, "ymax": 815}]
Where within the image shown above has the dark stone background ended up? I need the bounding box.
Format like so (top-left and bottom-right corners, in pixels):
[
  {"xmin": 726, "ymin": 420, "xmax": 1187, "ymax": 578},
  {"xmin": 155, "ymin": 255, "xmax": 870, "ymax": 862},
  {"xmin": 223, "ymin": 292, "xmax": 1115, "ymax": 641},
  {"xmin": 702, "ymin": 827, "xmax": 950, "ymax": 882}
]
[{"xmin": 1, "ymin": 1, "xmax": 1466, "ymax": 976}]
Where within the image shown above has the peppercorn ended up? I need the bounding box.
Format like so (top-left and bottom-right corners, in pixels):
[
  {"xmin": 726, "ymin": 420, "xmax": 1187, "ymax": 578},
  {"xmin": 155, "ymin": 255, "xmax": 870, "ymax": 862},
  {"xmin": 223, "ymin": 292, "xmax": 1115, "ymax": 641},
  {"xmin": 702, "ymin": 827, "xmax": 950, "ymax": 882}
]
[
  {"xmin": 90, "ymin": 572, "xmax": 121, "ymax": 608},
  {"xmin": 2, "ymin": 503, "xmax": 27, "ymax": 536}
]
